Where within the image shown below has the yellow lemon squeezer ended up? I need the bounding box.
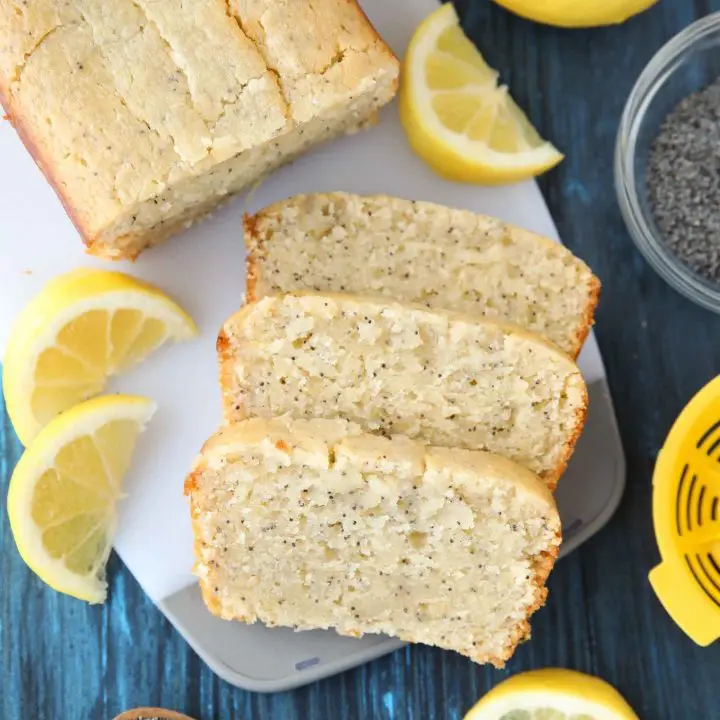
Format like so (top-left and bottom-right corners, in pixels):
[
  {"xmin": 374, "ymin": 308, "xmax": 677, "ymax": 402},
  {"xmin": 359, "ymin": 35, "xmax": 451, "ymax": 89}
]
[{"xmin": 650, "ymin": 375, "xmax": 720, "ymax": 645}]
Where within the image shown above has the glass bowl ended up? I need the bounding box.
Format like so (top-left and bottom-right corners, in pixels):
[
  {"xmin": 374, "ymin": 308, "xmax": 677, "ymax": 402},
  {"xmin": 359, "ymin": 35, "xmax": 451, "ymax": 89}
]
[{"xmin": 615, "ymin": 12, "xmax": 720, "ymax": 314}]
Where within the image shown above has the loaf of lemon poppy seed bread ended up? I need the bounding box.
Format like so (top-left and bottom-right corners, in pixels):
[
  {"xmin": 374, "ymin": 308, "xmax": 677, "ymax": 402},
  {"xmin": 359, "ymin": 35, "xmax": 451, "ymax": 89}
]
[
  {"xmin": 0, "ymin": 2, "xmax": 398, "ymax": 259},
  {"xmin": 244, "ymin": 193, "xmax": 599, "ymax": 357},
  {"xmin": 217, "ymin": 293, "xmax": 588, "ymax": 489},
  {"xmin": 185, "ymin": 416, "xmax": 562, "ymax": 667}
]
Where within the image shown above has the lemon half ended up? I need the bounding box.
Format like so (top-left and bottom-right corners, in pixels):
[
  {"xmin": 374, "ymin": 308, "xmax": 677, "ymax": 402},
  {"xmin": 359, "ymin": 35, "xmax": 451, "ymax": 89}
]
[
  {"xmin": 400, "ymin": 4, "xmax": 563, "ymax": 184},
  {"xmin": 3, "ymin": 269, "xmax": 197, "ymax": 445},
  {"xmin": 7, "ymin": 395, "xmax": 156, "ymax": 604},
  {"xmin": 493, "ymin": 0, "xmax": 658, "ymax": 28},
  {"xmin": 464, "ymin": 669, "xmax": 639, "ymax": 720}
]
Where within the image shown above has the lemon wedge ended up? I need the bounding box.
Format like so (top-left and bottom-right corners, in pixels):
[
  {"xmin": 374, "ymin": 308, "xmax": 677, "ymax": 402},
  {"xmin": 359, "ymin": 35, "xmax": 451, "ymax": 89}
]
[
  {"xmin": 7, "ymin": 395, "xmax": 155, "ymax": 604},
  {"xmin": 3, "ymin": 269, "xmax": 197, "ymax": 445},
  {"xmin": 399, "ymin": 3, "xmax": 563, "ymax": 184},
  {"xmin": 493, "ymin": 0, "xmax": 657, "ymax": 28},
  {"xmin": 464, "ymin": 669, "xmax": 639, "ymax": 720}
]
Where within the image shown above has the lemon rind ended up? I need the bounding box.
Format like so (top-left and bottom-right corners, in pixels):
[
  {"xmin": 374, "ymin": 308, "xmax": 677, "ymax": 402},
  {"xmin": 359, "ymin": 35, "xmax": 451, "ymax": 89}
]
[
  {"xmin": 7, "ymin": 395, "xmax": 156, "ymax": 604},
  {"xmin": 402, "ymin": 4, "xmax": 563, "ymax": 179},
  {"xmin": 3, "ymin": 269, "xmax": 196, "ymax": 445},
  {"xmin": 464, "ymin": 669, "xmax": 639, "ymax": 720}
]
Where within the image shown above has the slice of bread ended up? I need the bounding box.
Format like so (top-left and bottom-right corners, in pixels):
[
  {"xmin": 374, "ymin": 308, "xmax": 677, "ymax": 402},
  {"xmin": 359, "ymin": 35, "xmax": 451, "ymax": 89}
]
[
  {"xmin": 185, "ymin": 416, "xmax": 562, "ymax": 667},
  {"xmin": 245, "ymin": 193, "xmax": 600, "ymax": 357},
  {"xmin": 218, "ymin": 293, "xmax": 587, "ymax": 489}
]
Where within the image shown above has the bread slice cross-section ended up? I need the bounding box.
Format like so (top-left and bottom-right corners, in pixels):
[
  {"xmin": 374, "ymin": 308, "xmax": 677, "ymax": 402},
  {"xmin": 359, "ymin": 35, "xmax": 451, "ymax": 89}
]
[
  {"xmin": 218, "ymin": 293, "xmax": 587, "ymax": 489},
  {"xmin": 185, "ymin": 416, "xmax": 562, "ymax": 667},
  {"xmin": 244, "ymin": 193, "xmax": 599, "ymax": 357}
]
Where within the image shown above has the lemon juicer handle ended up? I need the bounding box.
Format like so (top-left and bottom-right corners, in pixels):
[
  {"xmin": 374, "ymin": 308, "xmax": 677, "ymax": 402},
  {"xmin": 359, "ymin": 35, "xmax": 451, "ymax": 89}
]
[{"xmin": 649, "ymin": 559, "xmax": 720, "ymax": 646}]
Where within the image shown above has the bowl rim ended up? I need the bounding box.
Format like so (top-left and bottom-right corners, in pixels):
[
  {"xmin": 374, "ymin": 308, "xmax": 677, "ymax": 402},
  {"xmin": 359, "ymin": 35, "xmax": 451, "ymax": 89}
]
[{"xmin": 615, "ymin": 11, "xmax": 720, "ymax": 314}]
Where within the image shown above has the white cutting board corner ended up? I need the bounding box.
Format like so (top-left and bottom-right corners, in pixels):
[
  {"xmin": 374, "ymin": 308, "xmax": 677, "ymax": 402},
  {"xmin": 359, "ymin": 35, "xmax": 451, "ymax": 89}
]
[{"xmin": 0, "ymin": 0, "xmax": 606, "ymax": 604}]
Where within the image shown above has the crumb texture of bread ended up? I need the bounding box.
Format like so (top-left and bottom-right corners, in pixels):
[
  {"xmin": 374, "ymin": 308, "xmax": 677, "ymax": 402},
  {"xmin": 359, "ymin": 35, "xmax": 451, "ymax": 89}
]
[
  {"xmin": 245, "ymin": 193, "xmax": 600, "ymax": 357},
  {"xmin": 219, "ymin": 293, "xmax": 587, "ymax": 487},
  {"xmin": 187, "ymin": 416, "xmax": 561, "ymax": 666},
  {"xmin": 0, "ymin": 1, "xmax": 398, "ymax": 259}
]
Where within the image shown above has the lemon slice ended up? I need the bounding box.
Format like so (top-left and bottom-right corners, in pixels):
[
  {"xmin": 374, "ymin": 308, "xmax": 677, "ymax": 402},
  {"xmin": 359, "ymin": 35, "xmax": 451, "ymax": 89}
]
[
  {"xmin": 3, "ymin": 269, "xmax": 197, "ymax": 445},
  {"xmin": 493, "ymin": 0, "xmax": 657, "ymax": 28},
  {"xmin": 399, "ymin": 4, "xmax": 563, "ymax": 184},
  {"xmin": 464, "ymin": 669, "xmax": 639, "ymax": 720},
  {"xmin": 7, "ymin": 395, "xmax": 156, "ymax": 604}
]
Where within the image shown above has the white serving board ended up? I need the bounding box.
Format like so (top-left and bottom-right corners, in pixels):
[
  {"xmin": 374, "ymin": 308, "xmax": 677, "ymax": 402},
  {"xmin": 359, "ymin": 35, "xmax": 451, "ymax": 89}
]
[{"xmin": 0, "ymin": 0, "xmax": 625, "ymax": 692}]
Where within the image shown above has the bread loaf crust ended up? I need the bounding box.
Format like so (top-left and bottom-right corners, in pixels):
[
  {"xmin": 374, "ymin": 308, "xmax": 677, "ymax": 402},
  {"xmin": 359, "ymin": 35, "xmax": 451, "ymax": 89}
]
[
  {"xmin": 0, "ymin": 84, "xmax": 89, "ymax": 248},
  {"xmin": 0, "ymin": 3, "xmax": 398, "ymax": 259},
  {"xmin": 573, "ymin": 275, "xmax": 601, "ymax": 353}
]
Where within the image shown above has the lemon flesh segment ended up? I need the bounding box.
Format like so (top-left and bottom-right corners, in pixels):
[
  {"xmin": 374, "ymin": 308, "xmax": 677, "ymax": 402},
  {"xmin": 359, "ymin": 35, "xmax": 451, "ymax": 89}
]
[
  {"xmin": 492, "ymin": 0, "xmax": 658, "ymax": 28},
  {"xmin": 464, "ymin": 669, "xmax": 639, "ymax": 720},
  {"xmin": 7, "ymin": 395, "xmax": 156, "ymax": 604},
  {"xmin": 400, "ymin": 3, "xmax": 563, "ymax": 184},
  {"xmin": 3, "ymin": 269, "xmax": 197, "ymax": 445}
]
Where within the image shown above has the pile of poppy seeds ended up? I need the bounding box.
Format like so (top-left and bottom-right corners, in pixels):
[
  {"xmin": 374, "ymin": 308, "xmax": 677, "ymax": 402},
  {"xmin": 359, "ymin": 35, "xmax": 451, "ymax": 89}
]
[{"xmin": 646, "ymin": 77, "xmax": 720, "ymax": 284}]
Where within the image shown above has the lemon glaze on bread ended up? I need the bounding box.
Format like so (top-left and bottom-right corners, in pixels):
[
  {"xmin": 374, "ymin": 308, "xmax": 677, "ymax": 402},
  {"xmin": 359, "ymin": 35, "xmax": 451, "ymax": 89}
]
[
  {"xmin": 0, "ymin": 1, "xmax": 398, "ymax": 259},
  {"xmin": 245, "ymin": 193, "xmax": 599, "ymax": 357},
  {"xmin": 218, "ymin": 293, "xmax": 588, "ymax": 489},
  {"xmin": 185, "ymin": 416, "xmax": 562, "ymax": 667}
]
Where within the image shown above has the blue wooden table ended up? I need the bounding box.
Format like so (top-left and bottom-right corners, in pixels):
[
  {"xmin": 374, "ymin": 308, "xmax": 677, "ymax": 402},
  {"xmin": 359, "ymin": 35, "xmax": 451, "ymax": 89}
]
[{"xmin": 2, "ymin": 1, "xmax": 719, "ymax": 718}]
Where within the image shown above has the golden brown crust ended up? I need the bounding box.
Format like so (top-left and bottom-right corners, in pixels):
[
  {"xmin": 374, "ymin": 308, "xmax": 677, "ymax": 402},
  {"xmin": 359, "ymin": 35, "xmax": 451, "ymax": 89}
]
[
  {"xmin": 216, "ymin": 328, "xmax": 231, "ymax": 356},
  {"xmin": 216, "ymin": 326, "xmax": 248, "ymax": 422},
  {"xmin": 488, "ymin": 534, "xmax": 560, "ymax": 667},
  {"xmin": 545, "ymin": 377, "xmax": 590, "ymax": 492},
  {"xmin": 0, "ymin": 90, "xmax": 96, "ymax": 251},
  {"xmin": 86, "ymin": 215, "xmax": 194, "ymax": 262},
  {"xmin": 187, "ymin": 454, "xmax": 243, "ymax": 620},
  {"xmin": 183, "ymin": 469, "xmax": 201, "ymax": 496},
  {"xmin": 569, "ymin": 274, "xmax": 602, "ymax": 358},
  {"xmin": 243, "ymin": 211, "xmax": 264, "ymax": 303}
]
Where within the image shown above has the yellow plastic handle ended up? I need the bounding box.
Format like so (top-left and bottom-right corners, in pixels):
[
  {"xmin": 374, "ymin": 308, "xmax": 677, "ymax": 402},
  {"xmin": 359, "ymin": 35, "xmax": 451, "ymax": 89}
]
[{"xmin": 649, "ymin": 559, "xmax": 720, "ymax": 646}]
